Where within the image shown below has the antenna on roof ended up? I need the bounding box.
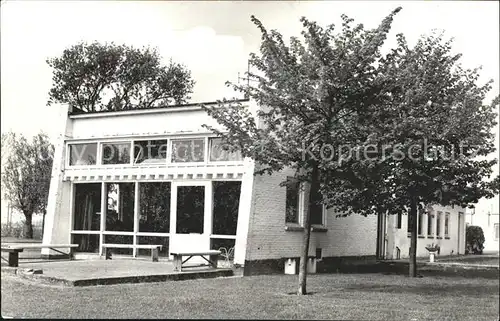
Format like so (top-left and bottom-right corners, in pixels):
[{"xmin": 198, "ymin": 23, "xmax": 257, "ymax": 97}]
[{"xmin": 237, "ymin": 59, "xmax": 254, "ymax": 99}]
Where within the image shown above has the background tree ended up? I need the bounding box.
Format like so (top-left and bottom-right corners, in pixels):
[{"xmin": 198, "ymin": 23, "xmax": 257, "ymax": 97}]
[
  {"xmin": 1, "ymin": 132, "xmax": 54, "ymax": 238},
  {"xmin": 326, "ymin": 32, "xmax": 499, "ymax": 277},
  {"xmin": 47, "ymin": 42, "xmax": 195, "ymax": 112},
  {"xmin": 203, "ymin": 8, "xmax": 402, "ymax": 295}
]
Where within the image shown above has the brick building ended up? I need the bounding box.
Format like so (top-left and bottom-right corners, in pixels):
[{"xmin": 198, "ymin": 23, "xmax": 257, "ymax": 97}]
[{"xmin": 42, "ymin": 100, "xmax": 466, "ymax": 275}]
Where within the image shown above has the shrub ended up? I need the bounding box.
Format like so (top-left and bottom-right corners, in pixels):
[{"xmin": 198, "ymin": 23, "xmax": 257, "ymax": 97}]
[
  {"xmin": 466, "ymin": 225, "xmax": 485, "ymax": 254},
  {"xmin": 1, "ymin": 221, "xmax": 25, "ymax": 238}
]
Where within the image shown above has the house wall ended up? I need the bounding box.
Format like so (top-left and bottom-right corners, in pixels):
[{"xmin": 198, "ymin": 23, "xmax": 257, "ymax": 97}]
[
  {"xmin": 70, "ymin": 106, "xmax": 226, "ymax": 140},
  {"xmin": 244, "ymin": 169, "xmax": 378, "ymax": 274},
  {"xmin": 466, "ymin": 197, "xmax": 500, "ymax": 253},
  {"xmin": 42, "ymin": 102, "xmax": 257, "ymax": 262},
  {"xmin": 384, "ymin": 204, "xmax": 466, "ymax": 259}
]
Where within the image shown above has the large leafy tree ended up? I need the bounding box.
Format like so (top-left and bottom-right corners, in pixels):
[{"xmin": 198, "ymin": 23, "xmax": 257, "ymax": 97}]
[
  {"xmin": 1, "ymin": 132, "xmax": 54, "ymax": 238},
  {"xmin": 47, "ymin": 42, "xmax": 195, "ymax": 112},
  {"xmin": 325, "ymin": 32, "xmax": 499, "ymax": 277},
  {"xmin": 203, "ymin": 8, "xmax": 402, "ymax": 294}
]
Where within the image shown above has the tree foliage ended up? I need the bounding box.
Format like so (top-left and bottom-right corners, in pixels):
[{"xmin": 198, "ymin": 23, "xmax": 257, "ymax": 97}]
[
  {"xmin": 324, "ymin": 31, "xmax": 499, "ymax": 276},
  {"xmin": 1, "ymin": 132, "xmax": 54, "ymax": 238},
  {"xmin": 47, "ymin": 42, "xmax": 195, "ymax": 112},
  {"xmin": 203, "ymin": 8, "xmax": 403, "ymax": 294}
]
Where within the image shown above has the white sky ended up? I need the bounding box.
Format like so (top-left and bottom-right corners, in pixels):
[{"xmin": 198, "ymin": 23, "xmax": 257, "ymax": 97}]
[{"xmin": 1, "ymin": 0, "xmax": 499, "ymax": 213}]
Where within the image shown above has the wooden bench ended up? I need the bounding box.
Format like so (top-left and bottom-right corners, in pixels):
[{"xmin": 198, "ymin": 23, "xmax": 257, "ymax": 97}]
[
  {"xmin": 3, "ymin": 244, "xmax": 78, "ymax": 261},
  {"xmin": 170, "ymin": 250, "xmax": 221, "ymax": 272},
  {"xmin": 1, "ymin": 247, "xmax": 24, "ymax": 267},
  {"xmin": 101, "ymin": 244, "xmax": 163, "ymax": 262}
]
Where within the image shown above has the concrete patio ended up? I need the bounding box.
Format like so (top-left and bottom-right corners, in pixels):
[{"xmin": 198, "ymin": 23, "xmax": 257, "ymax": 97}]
[{"xmin": 1, "ymin": 256, "xmax": 235, "ymax": 286}]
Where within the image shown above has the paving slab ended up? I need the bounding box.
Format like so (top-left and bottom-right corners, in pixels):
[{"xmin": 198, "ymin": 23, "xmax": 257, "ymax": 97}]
[{"xmin": 1, "ymin": 258, "xmax": 234, "ymax": 286}]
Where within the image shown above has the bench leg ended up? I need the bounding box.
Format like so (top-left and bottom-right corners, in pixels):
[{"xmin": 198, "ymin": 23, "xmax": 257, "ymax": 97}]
[
  {"xmin": 151, "ymin": 248, "xmax": 159, "ymax": 262},
  {"xmin": 69, "ymin": 248, "xmax": 74, "ymax": 260},
  {"xmin": 105, "ymin": 248, "xmax": 112, "ymax": 260},
  {"xmin": 173, "ymin": 254, "xmax": 182, "ymax": 272},
  {"xmin": 8, "ymin": 252, "xmax": 19, "ymax": 267},
  {"xmin": 209, "ymin": 254, "xmax": 218, "ymax": 269}
]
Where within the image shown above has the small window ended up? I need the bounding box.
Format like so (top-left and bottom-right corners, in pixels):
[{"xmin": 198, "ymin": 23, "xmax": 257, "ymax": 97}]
[
  {"xmin": 102, "ymin": 142, "xmax": 131, "ymax": 165},
  {"xmin": 427, "ymin": 212, "xmax": 435, "ymax": 236},
  {"xmin": 494, "ymin": 223, "xmax": 499, "ymax": 240},
  {"xmin": 171, "ymin": 139, "xmax": 205, "ymax": 163},
  {"xmin": 436, "ymin": 211, "xmax": 442, "ymax": 237},
  {"xmin": 69, "ymin": 143, "xmax": 97, "ymax": 165},
  {"xmin": 406, "ymin": 213, "xmax": 411, "ymax": 233},
  {"xmin": 134, "ymin": 139, "xmax": 168, "ymax": 164},
  {"xmin": 310, "ymin": 184, "xmax": 324, "ymax": 225},
  {"xmin": 285, "ymin": 177, "xmax": 300, "ymax": 224},
  {"xmin": 444, "ymin": 212, "xmax": 450, "ymax": 237},
  {"xmin": 209, "ymin": 138, "xmax": 243, "ymax": 162},
  {"xmin": 396, "ymin": 213, "xmax": 402, "ymax": 229},
  {"xmin": 418, "ymin": 210, "xmax": 425, "ymax": 236}
]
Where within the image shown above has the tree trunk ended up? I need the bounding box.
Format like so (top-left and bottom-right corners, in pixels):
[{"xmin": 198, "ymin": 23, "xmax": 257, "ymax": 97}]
[
  {"xmin": 298, "ymin": 165, "xmax": 319, "ymax": 295},
  {"xmin": 23, "ymin": 212, "xmax": 34, "ymax": 239},
  {"xmin": 408, "ymin": 196, "xmax": 418, "ymax": 277}
]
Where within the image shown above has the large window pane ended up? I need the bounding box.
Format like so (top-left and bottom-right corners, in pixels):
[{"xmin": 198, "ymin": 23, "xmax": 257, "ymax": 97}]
[
  {"xmin": 134, "ymin": 139, "xmax": 168, "ymax": 164},
  {"xmin": 73, "ymin": 183, "xmax": 101, "ymax": 231},
  {"xmin": 209, "ymin": 138, "xmax": 243, "ymax": 162},
  {"xmin": 139, "ymin": 182, "xmax": 171, "ymax": 233},
  {"xmin": 102, "ymin": 142, "xmax": 131, "ymax": 165},
  {"xmin": 171, "ymin": 139, "xmax": 205, "ymax": 163},
  {"xmin": 137, "ymin": 236, "xmax": 169, "ymax": 257},
  {"xmin": 213, "ymin": 181, "xmax": 241, "ymax": 235},
  {"xmin": 285, "ymin": 177, "xmax": 299, "ymax": 224},
  {"xmin": 69, "ymin": 143, "xmax": 97, "ymax": 166},
  {"xmin": 72, "ymin": 234, "xmax": 99, "ymax": 253},
  {"xmin": 176, "ymin": 186, "xmax": 204, "ymax": 234},
  {"xmin": 106, "ymin": 183, "xmax": 135, "ymax": 232},
  {"xmin": 104, "ymin": 235, "xmax": 133, "ymax": 255}
]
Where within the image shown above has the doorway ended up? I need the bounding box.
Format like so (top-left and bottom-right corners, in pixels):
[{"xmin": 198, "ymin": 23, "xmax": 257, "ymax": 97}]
[{"xmin": 169, "ymin": 182, "xmax": 211, "ymax": 262}]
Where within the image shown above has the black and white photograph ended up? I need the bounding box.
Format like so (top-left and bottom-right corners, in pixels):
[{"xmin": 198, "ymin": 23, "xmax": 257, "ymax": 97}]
[{"xmin": 1, "ymin": 1, "xmax": 499, "ymax": 320}]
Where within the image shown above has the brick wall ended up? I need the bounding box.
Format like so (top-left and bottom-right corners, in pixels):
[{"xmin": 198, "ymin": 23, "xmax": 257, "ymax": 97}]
[{"xmin": 245, "ymin": 169, "xmax": 378, "ymax": 262}]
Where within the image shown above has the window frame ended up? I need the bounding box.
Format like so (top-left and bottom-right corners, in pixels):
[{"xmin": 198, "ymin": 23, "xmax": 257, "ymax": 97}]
[
  {"xmin": 436, "ymin": 211, "xmax": 443, "ymax": 237},
  {"xmin": 444, "ymin": 212, "xmax": 450, "ymax": 238},
  {"xmin": 170, "ymin": 137, "xmax": 207, "ymax": 164},
  {"xmin": 427, "ymin": 212, "xmax": 435, "ymax": 238},
  {"xmin": 285, "ymin": 176, "xmax": 300, "ymax": 225},
  {"xmin": 132, "ymin": 139, "xmax": 169, "ymax": 166},
  {"xmin": 100, "ymin": 141, "xmax": 133, "ymax": 166},
  {"xmin": 67, "ymin": 142, "xmax": 99, "ymax": 167},
  {"xmin": 207, "ymin": 137, "xmax": 243, "ymax": 163}
]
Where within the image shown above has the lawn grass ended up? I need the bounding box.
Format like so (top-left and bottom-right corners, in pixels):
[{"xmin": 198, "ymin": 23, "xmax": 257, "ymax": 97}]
[{"xmin": 1, "ymin": 273, "xmax": 498, "ymax": 320}]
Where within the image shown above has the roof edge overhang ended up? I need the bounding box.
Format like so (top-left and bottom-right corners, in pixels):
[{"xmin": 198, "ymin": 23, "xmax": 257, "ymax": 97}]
[{"xmin": 68, "ymin": 98, "xmax": 250, "ymax": 119}]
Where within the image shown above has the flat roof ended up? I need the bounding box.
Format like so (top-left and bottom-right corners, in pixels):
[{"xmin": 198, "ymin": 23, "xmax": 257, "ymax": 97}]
[{"xmin": 69, "ymin": 98, "xmax": 250, "ymax": 118}]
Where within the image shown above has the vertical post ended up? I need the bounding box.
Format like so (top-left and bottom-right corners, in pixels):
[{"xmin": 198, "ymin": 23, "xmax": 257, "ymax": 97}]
[
  {"xmin": 68, "ymin": 183, "xmax": 75, "ymax": 244},
  {"xmin": 169, "ymin": 184, "xmax": 177, "ymax": 259},
  {"xmin": 204, "ymin": 181, "xmax": 213, "ymax": 250},
  {"xmin": 133, "ymin": 182, "xmax": 140, "ymax": 257},
  {"xmin": 99, "ymin": 182, "xmax": 106, "ymax": 256}
]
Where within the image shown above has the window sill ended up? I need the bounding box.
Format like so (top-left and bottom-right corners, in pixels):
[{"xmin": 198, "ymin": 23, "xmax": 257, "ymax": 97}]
[
  {"xmin": 418, "ymin": 235, "xmax": 425, "ymax": 238},
  {"xmin": 311, "ymin": 226, "xmax": 328, "ymax": 233},
  {"xmin": 427, "ymin": 235, "xmax": 435, "ymax": 239},
  {"xmin": 285, "ymin": 225, "xmax": 304, "ymax": 232},
  {"xmin": 436, "ymin": 236, "xmax": 443, "ymax": 239},
  {"xmin": 445, "ymin": 236, "xmax": 450, "ymax": 239}
]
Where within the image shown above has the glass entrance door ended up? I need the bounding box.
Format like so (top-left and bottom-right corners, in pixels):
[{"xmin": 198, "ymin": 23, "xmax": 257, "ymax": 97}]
[{"xmin": 169, "ymin": 182, "xmax": 211, "ymax": 263}]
